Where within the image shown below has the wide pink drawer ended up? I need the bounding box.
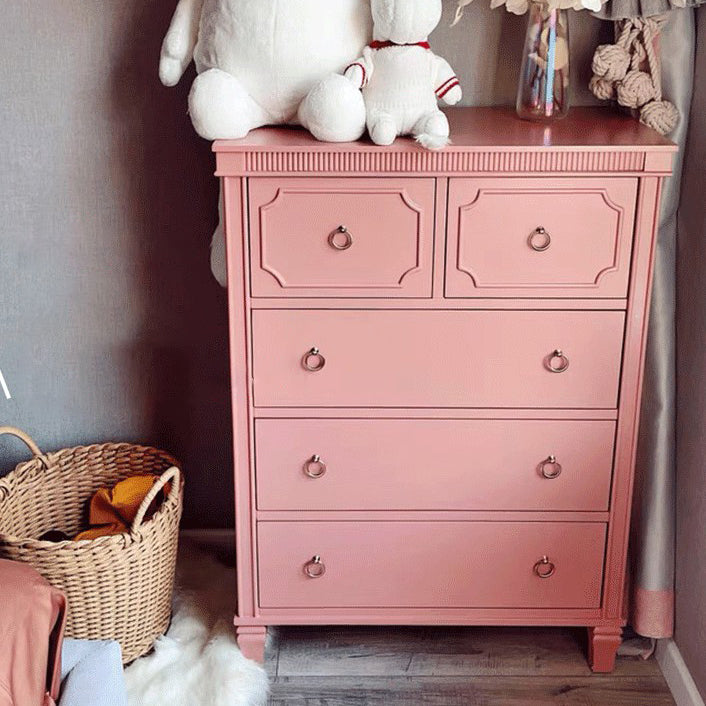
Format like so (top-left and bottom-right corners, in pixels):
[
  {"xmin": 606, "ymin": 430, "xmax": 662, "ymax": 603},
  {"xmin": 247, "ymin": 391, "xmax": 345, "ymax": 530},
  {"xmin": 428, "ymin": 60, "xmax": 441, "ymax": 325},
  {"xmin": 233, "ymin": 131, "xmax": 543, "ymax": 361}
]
[
  {"xmin": 445, "ymin": 177, "xmax": 638, "ymax": 298},
  {"xmin": 255, "ymin": 419, "xmax": 616, "ymax": 511},
  {"xmin": 248, "ymin": 178, "xmax": 435, "ymax": 298},
  {"xmin": 251, "ymin": 310, "xmax": 626, "ymax": 408},
  {"xmin": 257, "ymin": 521, "xmax": 606, "ymax": 609}
]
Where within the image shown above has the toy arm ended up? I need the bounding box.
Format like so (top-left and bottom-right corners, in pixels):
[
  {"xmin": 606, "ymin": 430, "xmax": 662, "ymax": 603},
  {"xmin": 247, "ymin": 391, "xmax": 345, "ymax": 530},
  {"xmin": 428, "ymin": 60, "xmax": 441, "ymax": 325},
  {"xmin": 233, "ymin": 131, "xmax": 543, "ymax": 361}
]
[
  {"xmin": 343, "ymin": 47, "xmax": 375, "ymax": 90},
  {"xmin": 434, "ymin": 56, "xmax": 462, "ymax": 106},
  {"xmin": 159, "ymin": 0, "xmax": 205, "ymax": 87}
]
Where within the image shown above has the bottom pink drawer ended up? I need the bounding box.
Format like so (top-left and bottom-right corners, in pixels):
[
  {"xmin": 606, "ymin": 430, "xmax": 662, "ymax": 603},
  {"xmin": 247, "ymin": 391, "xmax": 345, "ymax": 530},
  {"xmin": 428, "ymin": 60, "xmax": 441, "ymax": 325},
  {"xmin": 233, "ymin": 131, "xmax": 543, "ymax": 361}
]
[{"xmin": 258, "ymin": 521, "xmax": 606, "ymax": 609}]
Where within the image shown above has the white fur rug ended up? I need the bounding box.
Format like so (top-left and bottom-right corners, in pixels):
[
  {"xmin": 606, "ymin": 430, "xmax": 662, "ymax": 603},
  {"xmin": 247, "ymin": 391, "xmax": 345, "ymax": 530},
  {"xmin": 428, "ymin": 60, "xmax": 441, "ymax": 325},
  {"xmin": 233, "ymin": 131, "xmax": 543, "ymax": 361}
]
[{"xmin": 124, "ymin": 541, "xmax": 268, "ymax": 706}]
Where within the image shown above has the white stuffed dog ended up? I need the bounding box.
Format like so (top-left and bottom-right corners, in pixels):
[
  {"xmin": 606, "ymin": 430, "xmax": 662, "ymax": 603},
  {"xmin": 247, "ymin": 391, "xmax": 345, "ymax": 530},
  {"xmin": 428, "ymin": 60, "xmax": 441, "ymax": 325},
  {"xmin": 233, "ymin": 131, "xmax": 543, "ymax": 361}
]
[
  {"xmin": 160, "ymin": 0, "xmax": 372, "ymax": 142},
  {"xmin": 345, "ymin": 0, "xmax": 462, "ymax": 149}
]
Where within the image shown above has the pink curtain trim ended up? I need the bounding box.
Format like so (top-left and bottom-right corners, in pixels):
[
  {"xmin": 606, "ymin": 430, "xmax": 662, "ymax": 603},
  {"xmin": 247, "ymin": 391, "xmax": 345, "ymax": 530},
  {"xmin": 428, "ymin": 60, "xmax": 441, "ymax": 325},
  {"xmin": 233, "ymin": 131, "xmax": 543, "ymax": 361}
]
[{"xmin": 631, "ymin": 587, "xmax": 674, "ymax": 638}]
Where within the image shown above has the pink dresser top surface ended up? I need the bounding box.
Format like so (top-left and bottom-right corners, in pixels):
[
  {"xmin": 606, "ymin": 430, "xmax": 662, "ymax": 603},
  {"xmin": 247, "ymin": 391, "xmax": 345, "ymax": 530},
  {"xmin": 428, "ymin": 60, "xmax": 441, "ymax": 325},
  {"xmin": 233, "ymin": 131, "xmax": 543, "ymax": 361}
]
[{"xmin": 212, "ymin": 107, "xmax": 678, "ymax": 154}]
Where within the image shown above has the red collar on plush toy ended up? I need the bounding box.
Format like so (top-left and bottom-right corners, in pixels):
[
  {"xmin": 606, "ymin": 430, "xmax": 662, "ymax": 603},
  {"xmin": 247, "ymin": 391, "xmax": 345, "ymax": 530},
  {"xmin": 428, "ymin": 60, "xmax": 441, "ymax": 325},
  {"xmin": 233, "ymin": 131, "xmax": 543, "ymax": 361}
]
[{"xmin": 369, "ymin": 40, "xmax": 431, "ymax": 50}]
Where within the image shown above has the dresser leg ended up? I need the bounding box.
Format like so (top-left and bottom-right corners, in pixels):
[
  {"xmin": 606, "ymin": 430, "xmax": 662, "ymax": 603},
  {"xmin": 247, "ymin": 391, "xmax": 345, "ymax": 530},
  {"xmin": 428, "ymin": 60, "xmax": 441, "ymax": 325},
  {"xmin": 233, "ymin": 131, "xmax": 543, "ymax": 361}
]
[
  {"xmin": 587, "ymin": 626, "xmax": 623, "ymax": 673},
  {"xmin": 237, "ymin": 626, "xmax": 268, "ymax": 663}
]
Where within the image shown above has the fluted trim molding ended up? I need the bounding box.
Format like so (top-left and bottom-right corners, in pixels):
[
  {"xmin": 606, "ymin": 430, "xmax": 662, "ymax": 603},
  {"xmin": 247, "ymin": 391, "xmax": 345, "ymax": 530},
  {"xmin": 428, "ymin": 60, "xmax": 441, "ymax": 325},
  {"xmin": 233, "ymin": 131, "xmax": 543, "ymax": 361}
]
[{"xmin": 216, "ymin": 149, "xmax": 655, "ymax": 176}]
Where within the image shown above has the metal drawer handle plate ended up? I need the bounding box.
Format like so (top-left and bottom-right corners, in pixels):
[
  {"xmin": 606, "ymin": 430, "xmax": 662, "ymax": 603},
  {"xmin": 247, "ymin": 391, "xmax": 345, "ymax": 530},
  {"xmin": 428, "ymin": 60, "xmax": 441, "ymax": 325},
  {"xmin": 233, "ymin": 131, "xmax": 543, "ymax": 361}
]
[
  {"xmin": 528, "ymin": 226, "xmax": 551, "ymax": 252},
  {"xmin": 539, "ymin": 455, "xmax": 562, "ymax": 480},
  {"xmin": 304, "ymin": 455, "xmax": 327, "ymax": 479},
  {"xmin": 534, "ymin": 556, "xmax": 556, "ymax": 579},
  {"xmin": 329, "ymin": 225, "xmax": 353, "ymax": 251},
  {"xmin": 302, "ymin": 347, "xmax": 326, "ymax": 372},
  {"xmin": 546, "ymin": 349, "xmax": 570, "ymax": 374},
  {"xmin": 304, "ymin": 555, "xmax": 326, "ymax": 579}
]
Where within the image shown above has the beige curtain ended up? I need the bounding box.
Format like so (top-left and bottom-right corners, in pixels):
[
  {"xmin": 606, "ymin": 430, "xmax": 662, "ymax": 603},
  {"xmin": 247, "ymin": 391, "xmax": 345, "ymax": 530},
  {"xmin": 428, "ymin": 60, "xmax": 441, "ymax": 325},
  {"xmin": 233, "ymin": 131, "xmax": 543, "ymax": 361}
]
[
  {"xmin": 626, "ymin": 9, "xmax": 695, "ymax": 639},
  {"xmin": 597, "ymin": 0, "xmax": 705, "ymax": 19}
]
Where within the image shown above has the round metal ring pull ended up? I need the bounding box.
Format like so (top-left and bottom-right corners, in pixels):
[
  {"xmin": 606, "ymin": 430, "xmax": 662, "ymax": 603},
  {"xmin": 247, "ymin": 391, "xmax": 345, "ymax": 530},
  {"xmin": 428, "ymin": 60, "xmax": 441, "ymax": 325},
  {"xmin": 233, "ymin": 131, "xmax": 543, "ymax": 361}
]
[
  {"xmin": 546, "ymin": 349, "xmax": 570, "ymax": 374},
  {"xmin": 528, "ymin": 226, "xmax": 552, "ymax": 252},
  {"xmin": 539, "ymin": 455, "xmax": 562, "ymax": 480},
  {"xmin": 328, "ymin": 225, "xmax": 354, "ymax": 251},
  {"xmin": 302, "ymin": 347, "xmax": 326, "ymax": 372},
  {"xmin": 304, "ymin": 555, "xmax": 326, "ymax": 579},
  {"xmin": 534, "ymin": 555, "xmax": 556, "ymax": 579},
  {"xmin": 304, "ymin": 454, "xmax": 327, "ymax": 479}
]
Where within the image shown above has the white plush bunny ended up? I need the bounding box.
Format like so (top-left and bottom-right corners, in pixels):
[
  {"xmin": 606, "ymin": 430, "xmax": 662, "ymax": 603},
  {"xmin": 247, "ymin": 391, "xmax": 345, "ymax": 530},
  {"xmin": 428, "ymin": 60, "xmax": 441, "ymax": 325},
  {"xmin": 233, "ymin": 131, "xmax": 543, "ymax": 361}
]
[
  {"xmin": 344, "ymin": 0, "xmax": 462, "ymax": 149},
  {"xmin": 160, "ymin": 0, "xmax": 371, "ymax": 142}
]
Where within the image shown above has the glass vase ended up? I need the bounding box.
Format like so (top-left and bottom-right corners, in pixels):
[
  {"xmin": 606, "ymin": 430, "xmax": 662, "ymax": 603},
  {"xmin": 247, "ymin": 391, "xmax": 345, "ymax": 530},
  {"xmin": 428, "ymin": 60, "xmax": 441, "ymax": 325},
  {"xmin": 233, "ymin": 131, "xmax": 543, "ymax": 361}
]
[{"xmin": 516, "ymin": 1, "xmax": 571, "ymax": 121}]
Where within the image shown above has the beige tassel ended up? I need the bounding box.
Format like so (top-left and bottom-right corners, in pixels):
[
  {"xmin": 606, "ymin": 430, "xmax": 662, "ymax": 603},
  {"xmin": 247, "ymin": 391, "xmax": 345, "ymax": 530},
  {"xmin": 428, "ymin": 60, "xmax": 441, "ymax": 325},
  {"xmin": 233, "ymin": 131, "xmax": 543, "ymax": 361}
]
[
  {"xmin": 616, "ymin": 69, "xmax": 658, "ymax": 109},
  {"xmin": 592, "ymin": 44, "xmax": 631, "ymax": 82},
  {"xmin": 589, "ymin": 16, "xmax": 679, "ymax": 136},
  {"xmin": 641, "ymin": 100, "xmax": 679, "ymax": 135},
  {"xmin": 590, "ymin": 75, "xmax": 616, "ymax": 101}
]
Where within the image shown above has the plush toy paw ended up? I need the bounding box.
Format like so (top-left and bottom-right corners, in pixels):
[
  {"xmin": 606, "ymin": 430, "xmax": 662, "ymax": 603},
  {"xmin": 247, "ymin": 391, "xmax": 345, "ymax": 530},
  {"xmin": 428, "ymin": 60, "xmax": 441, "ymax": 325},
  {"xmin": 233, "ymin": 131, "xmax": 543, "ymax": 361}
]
[
  {"xmin": 344, "ymin": 64, "xmax": 367, "ymax": 88},
  {"xmin": 159, "ymin": 56, "xmax": 186, "ymax": 88},
  {"xmin": 299, "ymin": 75, "xmax": 367, "ymax": 143},
  {"xmin": 188, "ymin": 69, "xmax": 268, "ymax": 140},
  {"xmin": 344, "ymin": 48, "xmax": 374, "ymax": 90},
  {"xmin": 369, "ymin": 114, "xmax": 398, "ymax": 146},
  {"xmin": 442, "ymin": 84, "xmax": 463, "ymax": 106}
]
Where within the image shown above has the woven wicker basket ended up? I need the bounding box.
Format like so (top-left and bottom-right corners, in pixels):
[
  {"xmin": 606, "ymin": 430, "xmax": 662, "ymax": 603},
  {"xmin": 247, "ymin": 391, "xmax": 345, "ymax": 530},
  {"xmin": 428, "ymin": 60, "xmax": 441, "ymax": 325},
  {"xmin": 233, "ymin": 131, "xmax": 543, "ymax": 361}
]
[{"xmin": 0, "ymin": 426, "xmax": 183, "ymax": 663}]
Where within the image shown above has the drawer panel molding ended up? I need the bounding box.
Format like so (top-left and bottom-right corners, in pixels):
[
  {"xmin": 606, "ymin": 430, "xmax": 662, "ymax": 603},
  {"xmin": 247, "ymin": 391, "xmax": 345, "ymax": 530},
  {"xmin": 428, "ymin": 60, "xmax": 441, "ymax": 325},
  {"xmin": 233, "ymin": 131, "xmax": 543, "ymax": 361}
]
[
  {"xmin": 255, "ymin": 419, "xmax": 616, "ymax": 512},
  {"xmin": 446, "ymin": 178, "xmax": 638, "ymax": 299},
  {"xmin": 249, "ymin": 178, "xmax": 435, "ymax": 298},
  {"xmin": 258, "ymin": 521, "xmax": 607, "ymax": 610},
  {"xmin": 252, "ymin": 310, "xmax": 626, "ymax": 409}
]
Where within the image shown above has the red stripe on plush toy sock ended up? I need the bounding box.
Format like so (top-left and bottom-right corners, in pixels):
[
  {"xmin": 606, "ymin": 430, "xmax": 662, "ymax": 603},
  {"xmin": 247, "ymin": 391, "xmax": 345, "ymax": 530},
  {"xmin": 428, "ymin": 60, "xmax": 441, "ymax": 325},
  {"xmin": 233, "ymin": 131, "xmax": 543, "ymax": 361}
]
[
  {"xmin": 436, "ymin": 77, "xmax": 459, "ymax": 96},
  {"xmin": 345, "ymin": 62, "xmax": 367, "ymax": 88},
  {"xmin": 437, "ymin": 79, "xmax": 460, "ymax": 99}
]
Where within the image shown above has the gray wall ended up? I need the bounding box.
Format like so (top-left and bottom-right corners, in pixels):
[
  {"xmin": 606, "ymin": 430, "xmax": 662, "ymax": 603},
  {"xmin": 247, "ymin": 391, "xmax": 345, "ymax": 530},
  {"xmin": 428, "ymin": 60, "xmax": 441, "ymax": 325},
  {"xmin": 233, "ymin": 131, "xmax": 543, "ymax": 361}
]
[
  {"xmin": 0, "ymin": 2, "xmax": 606, "ymax": 528},
  {"xmin": 674, "ymin": 12, "xmax": 706, "ymax": 699},
  {"xmin": 0, "ymin": 1, "xmax": 229, "ymax": 527}
]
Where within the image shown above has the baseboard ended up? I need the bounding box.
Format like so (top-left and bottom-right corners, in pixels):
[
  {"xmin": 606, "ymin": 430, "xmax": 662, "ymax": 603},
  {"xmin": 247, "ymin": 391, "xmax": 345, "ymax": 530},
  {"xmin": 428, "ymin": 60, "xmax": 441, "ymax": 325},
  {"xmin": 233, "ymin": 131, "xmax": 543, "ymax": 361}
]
[
  {"xmin": 181, "ymin": 528, "xmax": 234, "ymax": 552},
  {"xmin": 657, "ymin": 639, "xmax": 705, "ymax": 706}
]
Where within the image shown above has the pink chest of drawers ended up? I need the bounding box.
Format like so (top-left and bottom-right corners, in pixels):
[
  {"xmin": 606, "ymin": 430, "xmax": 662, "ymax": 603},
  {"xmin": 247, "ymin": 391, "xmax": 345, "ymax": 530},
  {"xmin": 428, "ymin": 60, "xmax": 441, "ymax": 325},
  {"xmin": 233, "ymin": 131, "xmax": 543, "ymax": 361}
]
[{"xmin": 213, "ymin": 108, "xmax": 676, "ymax": 672}]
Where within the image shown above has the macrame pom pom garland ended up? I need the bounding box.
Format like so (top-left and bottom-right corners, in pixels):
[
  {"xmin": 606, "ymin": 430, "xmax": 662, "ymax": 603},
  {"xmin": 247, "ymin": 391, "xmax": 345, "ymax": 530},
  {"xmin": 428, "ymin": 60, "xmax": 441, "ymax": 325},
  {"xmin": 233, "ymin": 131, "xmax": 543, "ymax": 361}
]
[
  {"xmin": 616, "ymin": 69, "xmax": 658, "ymax": 109},
  {"xmin": 592, "ymin": 44, "xmax": 631, "ymax": 82},
  {"xmin": 641, "ymin": 99, "xmax": 680, "ymax": 135},
  {"xmin": 590, "ymin": 76, "xmax": 616, "ymax": 101},
  {"xmin": 589, "ymin": 16, "xmax": 678, "ymax": 135}
]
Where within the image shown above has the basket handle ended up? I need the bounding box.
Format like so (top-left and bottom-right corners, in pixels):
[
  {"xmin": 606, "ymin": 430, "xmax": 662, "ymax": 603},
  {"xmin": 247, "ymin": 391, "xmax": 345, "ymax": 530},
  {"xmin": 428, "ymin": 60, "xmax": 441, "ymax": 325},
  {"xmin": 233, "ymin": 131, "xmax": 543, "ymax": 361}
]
[
  {"xmin": 130, "ymin": 466, "xmax": 181, "ymax": 535},
  {"xmin": 0, "ymin": 426, "xmax": 48, "ymax": 465}
]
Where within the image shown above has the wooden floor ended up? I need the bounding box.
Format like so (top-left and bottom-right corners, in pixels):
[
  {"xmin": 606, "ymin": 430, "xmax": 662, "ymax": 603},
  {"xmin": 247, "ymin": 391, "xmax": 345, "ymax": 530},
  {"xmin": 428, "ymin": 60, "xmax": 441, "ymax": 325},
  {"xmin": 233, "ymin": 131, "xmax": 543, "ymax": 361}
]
[{"xmin": 264, "ymin": 625, "xmax": 675, "ymax": 705}]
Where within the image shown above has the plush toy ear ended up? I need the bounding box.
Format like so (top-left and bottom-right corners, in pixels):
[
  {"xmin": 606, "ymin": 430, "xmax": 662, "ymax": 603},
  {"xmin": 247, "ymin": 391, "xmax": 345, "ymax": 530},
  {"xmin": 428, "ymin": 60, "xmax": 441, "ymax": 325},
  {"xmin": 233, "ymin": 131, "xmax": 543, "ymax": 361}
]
[{"xmin": 371, "ymin": 0, "xmax": 395, "ymax": 33}]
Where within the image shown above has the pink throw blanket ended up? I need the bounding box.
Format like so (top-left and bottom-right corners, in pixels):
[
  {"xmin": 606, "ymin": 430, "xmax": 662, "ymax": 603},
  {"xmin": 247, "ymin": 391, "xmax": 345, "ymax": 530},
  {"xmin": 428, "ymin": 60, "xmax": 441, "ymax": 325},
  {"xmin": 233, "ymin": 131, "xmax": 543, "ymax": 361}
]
[{"xmin": 0, "ymin": 559, "xmax": 67, "ymax": 706}]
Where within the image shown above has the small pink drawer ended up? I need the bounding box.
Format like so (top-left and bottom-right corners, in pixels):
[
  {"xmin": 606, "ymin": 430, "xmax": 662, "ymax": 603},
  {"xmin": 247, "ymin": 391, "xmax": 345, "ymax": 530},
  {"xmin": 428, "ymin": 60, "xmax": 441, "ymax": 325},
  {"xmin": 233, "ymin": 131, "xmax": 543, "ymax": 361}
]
[
  {"xmin": 445, "ymin": 177, "xmax": 638, "ymax": 298},
  {"xmin": 251, "ymin": 310, "xmax": 626, "ymax": 409},
  {"xmin": 248, "ymin": 178, "xmax": 435, "ymax": 298},
  {"xmin": 257, "ymin": 521, "xmax": 606, "ymax": 609},
  {"xmin": 255, "ymin": 419, "xmax": 616, "ymax": 512}
]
